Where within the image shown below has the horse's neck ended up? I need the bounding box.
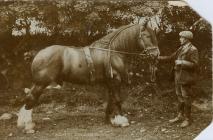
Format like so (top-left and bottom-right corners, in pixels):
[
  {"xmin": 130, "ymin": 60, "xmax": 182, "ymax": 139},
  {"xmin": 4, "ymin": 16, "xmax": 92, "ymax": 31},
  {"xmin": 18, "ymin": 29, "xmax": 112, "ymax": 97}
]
[{"xmin": 111, "ymin": 27, "xmax": 139, "ymax": 52}]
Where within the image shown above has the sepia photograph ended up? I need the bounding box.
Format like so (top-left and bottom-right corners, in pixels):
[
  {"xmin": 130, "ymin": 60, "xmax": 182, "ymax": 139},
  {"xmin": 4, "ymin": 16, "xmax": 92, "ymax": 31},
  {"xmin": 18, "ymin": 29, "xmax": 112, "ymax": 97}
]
[{"xmin": 0, "ymin": 0, "xmax": 212, "ymax": 139}]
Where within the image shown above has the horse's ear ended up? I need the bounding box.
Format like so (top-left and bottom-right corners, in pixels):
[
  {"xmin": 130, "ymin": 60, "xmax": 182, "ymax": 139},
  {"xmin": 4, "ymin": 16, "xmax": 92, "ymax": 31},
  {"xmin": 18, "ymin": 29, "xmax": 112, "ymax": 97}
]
[
  {"xmin": 144, "ymin": 17, "xmax": 149, "ymax": 27},
  {"xmin": 140, "ymin": 17, "xmax": 149, "ymax": 32}
]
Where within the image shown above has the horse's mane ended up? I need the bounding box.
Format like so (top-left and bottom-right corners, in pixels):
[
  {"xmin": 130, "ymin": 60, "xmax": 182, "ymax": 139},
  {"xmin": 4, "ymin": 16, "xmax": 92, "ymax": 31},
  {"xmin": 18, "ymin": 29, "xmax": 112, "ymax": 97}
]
[{"xmin": 90, "ymin": 24, "xmax": 139, "ymax": 49}]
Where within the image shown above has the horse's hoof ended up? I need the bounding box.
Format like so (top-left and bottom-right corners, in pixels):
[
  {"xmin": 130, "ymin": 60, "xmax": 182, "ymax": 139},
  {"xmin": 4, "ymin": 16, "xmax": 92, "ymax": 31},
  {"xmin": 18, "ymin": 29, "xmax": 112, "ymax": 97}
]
[
  {"xmin": 25, "ymin": 122, "xmax": 35, "ymax": 130},
  {"xmin": 110, "ymin": 115, "xmax": 129, "ymax": 127},
  {"xmin": 25, "ymin": 129, "xmax": 35, "ymax": 134}
]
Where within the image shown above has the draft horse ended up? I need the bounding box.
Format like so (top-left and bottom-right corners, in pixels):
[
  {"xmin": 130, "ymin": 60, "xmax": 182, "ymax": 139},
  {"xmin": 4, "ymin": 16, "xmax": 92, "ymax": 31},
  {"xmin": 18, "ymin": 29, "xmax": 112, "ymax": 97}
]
[{"xmin": 23, "ymin": 21, "xmax": 160, "ymax": 127}]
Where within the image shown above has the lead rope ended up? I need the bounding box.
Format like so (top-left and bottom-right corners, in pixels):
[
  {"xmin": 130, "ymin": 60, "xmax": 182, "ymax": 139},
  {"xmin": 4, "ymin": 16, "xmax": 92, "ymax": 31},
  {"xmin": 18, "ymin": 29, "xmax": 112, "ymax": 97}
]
[{"xmin": 150, "ymin": 59, "xmax": 158, "ymax": 82}]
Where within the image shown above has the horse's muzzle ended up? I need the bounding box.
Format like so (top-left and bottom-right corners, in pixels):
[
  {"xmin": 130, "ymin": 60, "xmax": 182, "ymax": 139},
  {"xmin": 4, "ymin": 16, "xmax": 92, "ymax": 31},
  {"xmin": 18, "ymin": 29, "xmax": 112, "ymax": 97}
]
[{"xmin": 149, "ymin": 48, "xmax": 160, "ymax": 60}]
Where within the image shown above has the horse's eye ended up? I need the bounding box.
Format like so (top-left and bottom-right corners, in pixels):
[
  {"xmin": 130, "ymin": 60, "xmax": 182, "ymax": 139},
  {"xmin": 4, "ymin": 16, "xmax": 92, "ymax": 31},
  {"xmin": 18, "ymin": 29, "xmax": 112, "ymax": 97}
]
[{"xmin": 146, "ymin": 36, "xmax": 151, "ymax": 38}]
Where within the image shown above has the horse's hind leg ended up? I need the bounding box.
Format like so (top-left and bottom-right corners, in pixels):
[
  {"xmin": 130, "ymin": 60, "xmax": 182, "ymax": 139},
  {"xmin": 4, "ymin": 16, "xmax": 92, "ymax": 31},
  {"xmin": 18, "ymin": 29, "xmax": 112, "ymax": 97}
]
[{"xmin": 24, "ymin": 83, "xmax": 47, "ymax": 110}]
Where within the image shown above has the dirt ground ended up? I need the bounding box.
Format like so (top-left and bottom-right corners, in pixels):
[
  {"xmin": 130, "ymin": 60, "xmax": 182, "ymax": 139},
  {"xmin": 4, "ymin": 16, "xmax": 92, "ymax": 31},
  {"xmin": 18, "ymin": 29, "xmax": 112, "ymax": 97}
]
[{"xmin": 0, "ymin": 80, "xmax": 212, "ymax": 140}]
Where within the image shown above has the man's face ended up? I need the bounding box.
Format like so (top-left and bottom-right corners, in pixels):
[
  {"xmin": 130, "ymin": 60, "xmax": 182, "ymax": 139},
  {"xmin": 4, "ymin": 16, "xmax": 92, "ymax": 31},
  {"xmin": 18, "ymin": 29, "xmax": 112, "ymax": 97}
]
[{"xmin": 179, "ymin": 37, "xmax": 188, "ymax": 45}]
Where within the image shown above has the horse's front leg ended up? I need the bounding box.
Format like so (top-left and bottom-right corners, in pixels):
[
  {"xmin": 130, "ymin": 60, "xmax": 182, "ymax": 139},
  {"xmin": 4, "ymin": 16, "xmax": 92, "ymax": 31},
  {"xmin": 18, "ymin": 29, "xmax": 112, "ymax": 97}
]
[
  {"xmin": 17, "ymin": 84, "xmax": 46, "ymax": 133},
  {"xmin": 106, "ymin": 73, "xmax": 129, "ymax": 127}
]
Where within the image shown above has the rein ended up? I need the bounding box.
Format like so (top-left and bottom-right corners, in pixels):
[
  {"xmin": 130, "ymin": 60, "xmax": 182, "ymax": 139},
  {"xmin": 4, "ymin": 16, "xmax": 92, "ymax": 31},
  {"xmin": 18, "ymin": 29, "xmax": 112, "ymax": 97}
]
[{"xmin": 89, "ymin": 46, "xmax": 158, "ymax": 58}]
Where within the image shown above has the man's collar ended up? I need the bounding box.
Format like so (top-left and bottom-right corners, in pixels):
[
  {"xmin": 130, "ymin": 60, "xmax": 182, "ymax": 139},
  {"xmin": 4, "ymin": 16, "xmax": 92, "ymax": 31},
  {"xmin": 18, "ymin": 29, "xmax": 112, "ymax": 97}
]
[{"xmin": 181, "ymin": 42, "xmax": 191, "ymax": 48}]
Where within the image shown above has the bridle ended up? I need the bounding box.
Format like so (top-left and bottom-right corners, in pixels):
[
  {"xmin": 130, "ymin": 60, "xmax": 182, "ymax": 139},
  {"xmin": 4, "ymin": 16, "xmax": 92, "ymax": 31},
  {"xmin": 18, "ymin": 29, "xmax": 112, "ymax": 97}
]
[{"xmin": 138, "ymin": 21, "xmax": 160, "ymax": 59}]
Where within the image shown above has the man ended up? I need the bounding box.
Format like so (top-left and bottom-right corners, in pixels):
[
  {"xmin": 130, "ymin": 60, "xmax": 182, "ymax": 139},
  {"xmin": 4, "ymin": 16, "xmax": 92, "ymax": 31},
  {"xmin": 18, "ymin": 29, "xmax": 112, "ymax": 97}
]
[{"xmin": 158, "ymin": 31, "xmax": 199, "ymax": 128}]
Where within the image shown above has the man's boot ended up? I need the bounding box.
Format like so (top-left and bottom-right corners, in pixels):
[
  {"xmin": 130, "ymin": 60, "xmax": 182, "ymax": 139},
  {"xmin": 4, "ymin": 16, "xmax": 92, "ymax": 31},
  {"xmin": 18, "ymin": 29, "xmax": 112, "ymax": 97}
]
[
  {"xmin": 180, "ymin": 119, "xmax": 190, "ymax": 128},
  {"xmin": 180, "ymin": 104, "xmax": 191, "ymax": 128},
  {"xmin": 169, "ymin": 112, "xmax": 183, "ymax": 123},
  {"xmin": 169, "ymin": 102, "xmax": 184, "ymax": 123}
]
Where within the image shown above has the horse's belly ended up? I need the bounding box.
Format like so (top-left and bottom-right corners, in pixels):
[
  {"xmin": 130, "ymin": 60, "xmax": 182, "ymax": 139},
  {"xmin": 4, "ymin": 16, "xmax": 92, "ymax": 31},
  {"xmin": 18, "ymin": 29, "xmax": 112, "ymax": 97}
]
[
  {"xmin": 64, "ymin": 64, "xmax": 105, "ymax": 84},
  {"xmin": 64, "ymin": 66, "xmax": 89, "ymax": 83},
  {"xmin": 62, "ymin": 48, "xmax": 95, "ymax": 83}
]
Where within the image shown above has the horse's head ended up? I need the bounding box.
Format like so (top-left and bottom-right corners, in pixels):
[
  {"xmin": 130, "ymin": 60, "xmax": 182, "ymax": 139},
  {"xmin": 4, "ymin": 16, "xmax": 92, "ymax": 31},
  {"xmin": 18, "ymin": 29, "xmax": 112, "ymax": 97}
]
[
  {"xmin": 137, "ymin": 22, "xmax": 160, "ymax": 59},
  {"xmin": 137, "ymin": 21, "xmax": 160, "ymax": 82}
]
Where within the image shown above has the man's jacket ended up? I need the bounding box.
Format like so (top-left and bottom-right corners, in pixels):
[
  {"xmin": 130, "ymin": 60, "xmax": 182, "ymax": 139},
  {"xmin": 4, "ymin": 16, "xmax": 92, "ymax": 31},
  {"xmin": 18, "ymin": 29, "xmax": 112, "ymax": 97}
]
[{"xmin": 159, "ymin": 42, "xmax": 199, "ymax": 85}]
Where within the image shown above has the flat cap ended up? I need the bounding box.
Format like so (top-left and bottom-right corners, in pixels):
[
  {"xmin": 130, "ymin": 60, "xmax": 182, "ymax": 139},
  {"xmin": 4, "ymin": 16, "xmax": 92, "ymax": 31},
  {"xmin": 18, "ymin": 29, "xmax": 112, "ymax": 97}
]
[{"xmin": 179, "ymin": 31, "xmax": 193, "ymax": 39}]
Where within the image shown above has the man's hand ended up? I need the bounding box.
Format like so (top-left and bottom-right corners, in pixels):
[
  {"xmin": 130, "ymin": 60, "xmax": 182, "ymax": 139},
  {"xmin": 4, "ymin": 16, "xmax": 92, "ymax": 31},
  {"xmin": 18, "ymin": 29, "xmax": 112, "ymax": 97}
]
[
  {"xmin": 175, "ymin": 60, "xmax": 182, "ymax": 65},
  {"xmin": 157, "ymin": 56, "xmax": 164, "ymax": 60}
]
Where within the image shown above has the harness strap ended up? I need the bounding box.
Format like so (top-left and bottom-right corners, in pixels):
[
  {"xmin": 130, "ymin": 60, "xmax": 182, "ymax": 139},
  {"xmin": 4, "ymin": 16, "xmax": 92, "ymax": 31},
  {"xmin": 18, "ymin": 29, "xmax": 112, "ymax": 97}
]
[{"xmin": 83, "ymin": 47, "xmax": 95, "ymax": 82}]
